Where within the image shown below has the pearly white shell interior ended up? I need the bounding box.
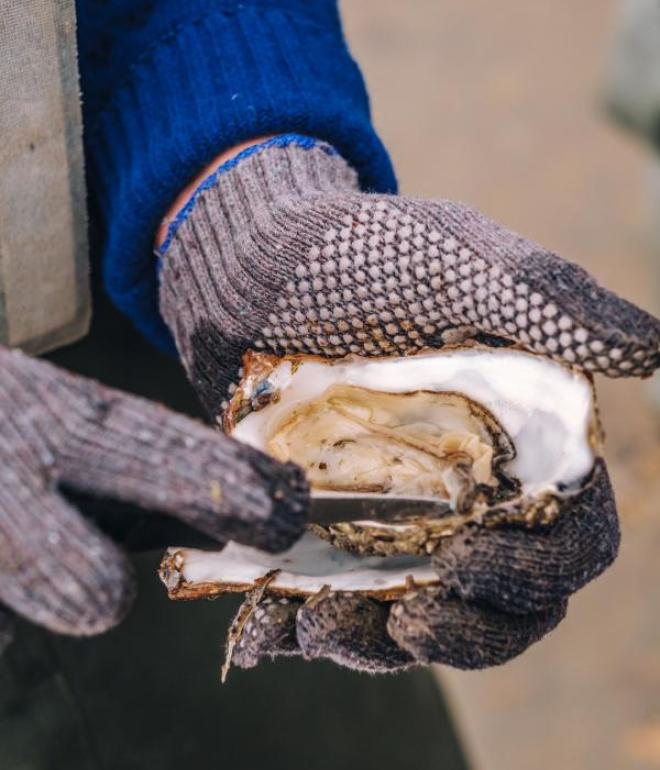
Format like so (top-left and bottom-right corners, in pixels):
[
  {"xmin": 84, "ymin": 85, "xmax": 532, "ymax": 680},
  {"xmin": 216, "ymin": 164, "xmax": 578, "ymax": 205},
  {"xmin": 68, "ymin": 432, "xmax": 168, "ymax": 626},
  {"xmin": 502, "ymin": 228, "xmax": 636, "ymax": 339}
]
[
  {"xmin": 233, "ymin": 349, "xmax": 595, "ymax": 497},
  {"xmin": 170, "ymin": 532, "xmax": 439, "ymax": 596}
]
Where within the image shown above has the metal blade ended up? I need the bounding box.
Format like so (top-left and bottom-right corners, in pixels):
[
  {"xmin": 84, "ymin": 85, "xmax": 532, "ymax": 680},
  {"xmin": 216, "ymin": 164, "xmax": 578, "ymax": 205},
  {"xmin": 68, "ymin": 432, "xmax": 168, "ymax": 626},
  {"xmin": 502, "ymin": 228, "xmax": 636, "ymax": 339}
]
[
  {"xmin": 81, "ymin": 494, "xmax": 450, "ymax": 551},
  {"xmin": 308, "ymin": 496, "xmax": 450, "ymax": 526}
]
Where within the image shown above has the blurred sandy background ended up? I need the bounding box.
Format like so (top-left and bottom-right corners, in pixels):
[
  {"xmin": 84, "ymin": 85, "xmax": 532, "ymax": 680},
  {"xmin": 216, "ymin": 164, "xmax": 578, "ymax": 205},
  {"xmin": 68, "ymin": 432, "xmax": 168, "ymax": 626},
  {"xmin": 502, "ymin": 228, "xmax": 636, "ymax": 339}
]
[{"xmin": 342, "ymin": 2, "xmax": 660, "ymax": 769}]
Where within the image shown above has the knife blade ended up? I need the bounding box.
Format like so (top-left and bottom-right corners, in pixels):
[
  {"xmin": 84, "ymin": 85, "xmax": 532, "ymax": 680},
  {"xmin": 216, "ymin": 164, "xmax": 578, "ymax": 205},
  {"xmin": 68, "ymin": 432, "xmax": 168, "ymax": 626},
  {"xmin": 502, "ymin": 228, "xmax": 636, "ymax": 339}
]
[
  {"xmin": 308, "ymin": 495, "xmax": 450, "ymax": 527},
  {"xmin": 73, "ymin": 486, "xmax": 448, "ymax": 550},
  {"xmin": 153, "ymin": 496, "xmax": 449, "ymax": 549}
]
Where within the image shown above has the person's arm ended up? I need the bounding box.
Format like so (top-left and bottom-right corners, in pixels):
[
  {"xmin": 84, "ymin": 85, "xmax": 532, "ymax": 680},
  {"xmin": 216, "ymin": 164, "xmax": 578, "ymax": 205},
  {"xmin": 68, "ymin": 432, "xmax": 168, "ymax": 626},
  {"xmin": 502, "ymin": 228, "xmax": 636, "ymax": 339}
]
[{"xmin": 76, "ymin": 0, "xmax": 395, "ymax": 350}]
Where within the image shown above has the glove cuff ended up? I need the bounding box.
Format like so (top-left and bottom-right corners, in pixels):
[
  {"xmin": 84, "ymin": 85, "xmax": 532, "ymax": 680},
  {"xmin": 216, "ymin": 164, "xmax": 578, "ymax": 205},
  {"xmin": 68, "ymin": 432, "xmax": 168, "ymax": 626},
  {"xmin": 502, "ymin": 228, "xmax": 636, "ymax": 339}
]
[
  {"xmin": 158, "ymin": 135, "xmax": 358, "ymax": 416},
  {"xmin": 158, "ymin": 135, "xmax": 358, "ymax": 254}
]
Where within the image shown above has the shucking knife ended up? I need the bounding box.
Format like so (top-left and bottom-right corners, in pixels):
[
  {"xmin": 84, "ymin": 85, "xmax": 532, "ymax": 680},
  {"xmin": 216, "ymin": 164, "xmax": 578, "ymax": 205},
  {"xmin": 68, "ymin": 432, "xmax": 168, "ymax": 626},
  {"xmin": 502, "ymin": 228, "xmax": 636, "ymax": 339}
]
[{"xmin": 73, "ymin": 490, "xmax": 449, "ymax": 551}]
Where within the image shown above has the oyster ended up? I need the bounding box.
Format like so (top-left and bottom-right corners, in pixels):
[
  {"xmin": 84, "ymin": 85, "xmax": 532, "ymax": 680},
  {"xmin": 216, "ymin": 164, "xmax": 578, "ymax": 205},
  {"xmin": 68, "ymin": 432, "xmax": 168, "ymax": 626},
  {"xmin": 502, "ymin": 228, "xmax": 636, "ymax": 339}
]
[{"xmin": 161, "ymin": 346, "xmax": 601, "ymax": 602}]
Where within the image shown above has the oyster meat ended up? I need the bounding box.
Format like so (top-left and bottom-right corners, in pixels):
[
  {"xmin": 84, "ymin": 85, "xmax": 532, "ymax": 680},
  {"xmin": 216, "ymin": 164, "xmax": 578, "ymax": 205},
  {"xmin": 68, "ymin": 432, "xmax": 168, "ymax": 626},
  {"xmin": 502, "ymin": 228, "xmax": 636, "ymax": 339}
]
[{"xmin": 161, "ymin": 347, "xmax": 601, "ymax": 601}]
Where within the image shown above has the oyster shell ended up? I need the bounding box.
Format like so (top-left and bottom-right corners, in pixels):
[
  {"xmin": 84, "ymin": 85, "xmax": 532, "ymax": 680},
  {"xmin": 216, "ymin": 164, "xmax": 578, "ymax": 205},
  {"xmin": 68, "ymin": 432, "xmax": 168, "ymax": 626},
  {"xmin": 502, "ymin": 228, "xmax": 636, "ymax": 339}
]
[
  {"xmin": 226, "ymin": 347, "xmax": 600, "ymax": 556},
  {"xmin": 160, "ymin": 346, "xmax": 602, "ymax": 602},
  {"xmin": 160, "ymin": 532, "xmax": 440, "ymax": 601}
]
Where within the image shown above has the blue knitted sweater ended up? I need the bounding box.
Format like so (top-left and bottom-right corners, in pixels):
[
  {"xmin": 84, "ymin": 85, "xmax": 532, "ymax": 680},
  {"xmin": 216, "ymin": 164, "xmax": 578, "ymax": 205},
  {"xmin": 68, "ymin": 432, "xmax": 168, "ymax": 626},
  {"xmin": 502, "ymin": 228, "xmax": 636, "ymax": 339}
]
[{"xmin": 76, "ymin": 0, "xmax": 397, "ymax": 352}]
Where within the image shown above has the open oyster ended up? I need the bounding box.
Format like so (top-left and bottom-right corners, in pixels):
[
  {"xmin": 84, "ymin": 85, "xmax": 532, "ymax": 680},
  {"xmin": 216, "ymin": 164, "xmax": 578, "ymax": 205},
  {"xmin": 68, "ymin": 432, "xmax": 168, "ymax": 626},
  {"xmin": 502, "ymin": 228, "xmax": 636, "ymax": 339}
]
[{"xmin": 161, "ymin": 346, "xmax": 601, "ymax": 601}]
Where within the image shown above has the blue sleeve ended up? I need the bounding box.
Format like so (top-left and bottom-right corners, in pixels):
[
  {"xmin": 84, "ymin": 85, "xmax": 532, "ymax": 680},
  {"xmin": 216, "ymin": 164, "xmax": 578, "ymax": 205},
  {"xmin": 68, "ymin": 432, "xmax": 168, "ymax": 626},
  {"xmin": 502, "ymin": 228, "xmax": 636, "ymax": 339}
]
[{"xmin": 76, "ymin": 0, "xmax": 397, "ymax": 352}]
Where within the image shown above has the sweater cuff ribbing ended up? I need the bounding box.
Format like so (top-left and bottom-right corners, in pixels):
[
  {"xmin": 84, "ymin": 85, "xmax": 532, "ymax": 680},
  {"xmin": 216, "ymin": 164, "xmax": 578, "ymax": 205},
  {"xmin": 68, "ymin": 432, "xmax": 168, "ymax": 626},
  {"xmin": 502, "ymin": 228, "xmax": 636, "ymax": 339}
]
[{"xmin": 85, "ymin": 3, "xmax": 397, "ymax": 353}]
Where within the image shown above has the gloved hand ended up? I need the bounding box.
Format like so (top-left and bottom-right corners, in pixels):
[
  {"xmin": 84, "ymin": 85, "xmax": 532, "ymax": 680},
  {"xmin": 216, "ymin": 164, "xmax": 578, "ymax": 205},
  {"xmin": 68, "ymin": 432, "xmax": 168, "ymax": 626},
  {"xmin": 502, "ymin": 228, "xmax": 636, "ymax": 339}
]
[
  {"xmin": 229, "ymin": 458, "xmax": 613, "ymax": 672},
  {"xmin": 0, "ymin": 346, "xmax": 308, "ymax": 651},
  {"xmin": 158, "ymin": 134, "xmax": 659, "ymax": 671}
]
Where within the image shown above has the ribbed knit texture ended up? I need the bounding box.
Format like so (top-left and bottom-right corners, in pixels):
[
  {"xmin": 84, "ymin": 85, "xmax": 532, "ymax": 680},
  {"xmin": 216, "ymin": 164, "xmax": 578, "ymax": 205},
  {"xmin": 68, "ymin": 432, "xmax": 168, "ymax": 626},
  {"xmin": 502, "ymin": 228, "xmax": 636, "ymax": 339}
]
[
  {"xmin": 76, "ymin": 0, "xmax": 397, "ymax": 351},
  {"xmin": 159, "ymin": 136, "xmax": 361, "ymax": 415},
  {"xmin": 0, "ymin": 344, "xmax": 308, "ymax": 640}
]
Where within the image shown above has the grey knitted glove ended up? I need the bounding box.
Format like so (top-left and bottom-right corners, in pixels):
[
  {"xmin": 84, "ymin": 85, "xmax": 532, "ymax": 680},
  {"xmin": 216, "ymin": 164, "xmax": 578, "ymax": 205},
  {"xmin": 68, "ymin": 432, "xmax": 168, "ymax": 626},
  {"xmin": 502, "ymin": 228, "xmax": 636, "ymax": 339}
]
[
  {"xmin": 158, "ymin": 135, "xmax": 659, "ymax": 672},
  {"xmin": 230, "ymin": 459, "xmax": 613, "ymax": 673},
  {"xmin": 0, "ymin": 346, "xmax": 308, "ymax": 649}
]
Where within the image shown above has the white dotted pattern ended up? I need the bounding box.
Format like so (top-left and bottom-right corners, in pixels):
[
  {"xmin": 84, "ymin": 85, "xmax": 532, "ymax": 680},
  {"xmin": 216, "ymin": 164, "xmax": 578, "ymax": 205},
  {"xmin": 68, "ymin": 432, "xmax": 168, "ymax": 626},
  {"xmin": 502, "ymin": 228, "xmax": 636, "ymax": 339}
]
[{"xmin": 247, "ymin": 199, "xmax": 650, "ymax": 378}]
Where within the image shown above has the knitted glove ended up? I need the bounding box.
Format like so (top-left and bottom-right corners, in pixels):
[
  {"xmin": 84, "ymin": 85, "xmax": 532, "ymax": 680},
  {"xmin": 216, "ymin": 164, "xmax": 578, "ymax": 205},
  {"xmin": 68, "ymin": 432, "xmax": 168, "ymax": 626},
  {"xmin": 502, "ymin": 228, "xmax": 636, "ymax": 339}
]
[
  {"xmin": 230, "ymin": 459, "xmax": 612, "ymax": 673},
  {"xmin": 0, "ymin": 347, "xmax": 308, "ymax": 647},
  {"xmin": 158, "ymin": 135, "xmax": 659, "ymax": 671}
]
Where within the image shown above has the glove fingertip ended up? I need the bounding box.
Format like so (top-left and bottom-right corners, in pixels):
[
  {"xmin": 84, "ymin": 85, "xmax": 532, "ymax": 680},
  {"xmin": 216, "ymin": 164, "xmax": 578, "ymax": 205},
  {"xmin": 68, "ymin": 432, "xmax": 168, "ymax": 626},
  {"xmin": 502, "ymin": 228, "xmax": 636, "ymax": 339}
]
[
  {"xmin": 388, "ymin": 589, "xmax": 567, "ymax": 670},
  {"xmin": 0, "ymin": 499, "xmax": 137, "ymax": 638},
  {"xmin": 61, "ymin": 538, "xmax": 137, "ymax": 636},
  {"xmin": 165, "ymin": 428, "xmax": 310, "ymax": 552},
  {"xmin": 430, "ymin": 460, "xmax": 620, "ymax": 615},
  {"xmin": 296, "ymin": 591, "xmax": 413, "ymax": 673},
  {"xmin": 232, "ymin": 596, "xmax": 301, "ymax": 670},
  {"xmin": 235, "ymin": 458, "xmax": 310, "ymax": 554}
]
